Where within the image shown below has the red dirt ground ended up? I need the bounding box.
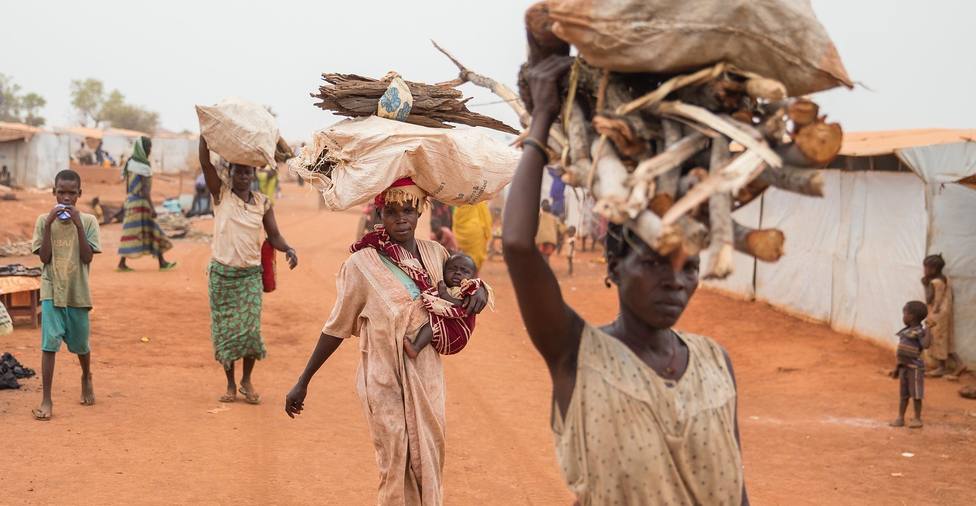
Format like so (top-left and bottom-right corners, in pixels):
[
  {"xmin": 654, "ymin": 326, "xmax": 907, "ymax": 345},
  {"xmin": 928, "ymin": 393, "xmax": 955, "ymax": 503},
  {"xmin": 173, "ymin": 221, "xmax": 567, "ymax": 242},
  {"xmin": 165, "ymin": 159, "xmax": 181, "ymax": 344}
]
[{"xmin": 1, "ymin": 181, "xmax": 974, "ymax": 505}]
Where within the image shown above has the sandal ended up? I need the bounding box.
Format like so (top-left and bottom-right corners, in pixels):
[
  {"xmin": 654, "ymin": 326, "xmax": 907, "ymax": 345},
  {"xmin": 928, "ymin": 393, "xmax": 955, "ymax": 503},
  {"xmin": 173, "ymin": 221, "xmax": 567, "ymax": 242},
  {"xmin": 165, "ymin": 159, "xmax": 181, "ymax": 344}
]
[
  {"xmin": 238, "ymin": 386, "xmax": 261, "ymax": 405},
  {"xmin": 219, "ymin": 393, "xmax": 237, "ymax": 403},
  {"xmin": 115, "ymin": 266, "xmax": 135, "ymax": 272},
  {"xmin": 159, "ymin": 262, "xmax": 178, "ymax": 272},
  {"xmin": 908, "ymin": 418, "xmax": 923, "ymax": 429},
  {"xmin": 32, "ymin": 407, "xmax": 51, "ymax": 421}
]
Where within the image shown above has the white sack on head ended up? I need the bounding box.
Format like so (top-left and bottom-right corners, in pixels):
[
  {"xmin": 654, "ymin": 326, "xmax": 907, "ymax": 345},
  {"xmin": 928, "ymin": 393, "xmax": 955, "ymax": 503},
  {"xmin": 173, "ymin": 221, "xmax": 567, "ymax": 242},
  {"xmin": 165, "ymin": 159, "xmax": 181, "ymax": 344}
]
[
  {"xmin": 196, "ymin": 97, "xmax": 279, "ymax": 169},
  {"xmin": 290, "ymin": 116, "xmax": 519, "ymax": 211}
]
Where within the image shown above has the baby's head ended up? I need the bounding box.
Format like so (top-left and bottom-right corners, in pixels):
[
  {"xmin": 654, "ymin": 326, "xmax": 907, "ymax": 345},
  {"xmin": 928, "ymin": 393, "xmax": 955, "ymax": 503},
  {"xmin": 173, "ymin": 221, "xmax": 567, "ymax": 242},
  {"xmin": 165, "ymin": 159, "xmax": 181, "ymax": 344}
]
[
  {"xmin": 902, "ymin": 300, "xmax": 928, "ymax": 327},
  {"xmin": 443, "ymin": 252, "xmax": 477, "ymax": 288}
]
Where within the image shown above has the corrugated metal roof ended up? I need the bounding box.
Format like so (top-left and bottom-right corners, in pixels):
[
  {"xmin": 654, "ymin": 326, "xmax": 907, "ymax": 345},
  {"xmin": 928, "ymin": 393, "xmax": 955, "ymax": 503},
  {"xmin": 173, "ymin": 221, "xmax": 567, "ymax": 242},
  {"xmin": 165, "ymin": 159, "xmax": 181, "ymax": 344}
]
[{"xmin": 840, "ymin": 129, "xmax": 976, "ymax": 157}]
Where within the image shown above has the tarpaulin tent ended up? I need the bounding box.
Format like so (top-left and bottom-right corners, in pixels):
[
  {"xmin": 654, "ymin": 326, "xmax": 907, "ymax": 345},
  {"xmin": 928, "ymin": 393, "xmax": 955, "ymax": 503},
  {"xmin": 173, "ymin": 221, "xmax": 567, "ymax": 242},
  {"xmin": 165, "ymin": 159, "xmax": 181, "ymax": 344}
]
[
  {"xmin": 0, "ymin": 123, "xmax": 71, "ymax": 188},
  {"xmin": 701, "ymin": 129, "xmax": 976, "ymax": 366}
]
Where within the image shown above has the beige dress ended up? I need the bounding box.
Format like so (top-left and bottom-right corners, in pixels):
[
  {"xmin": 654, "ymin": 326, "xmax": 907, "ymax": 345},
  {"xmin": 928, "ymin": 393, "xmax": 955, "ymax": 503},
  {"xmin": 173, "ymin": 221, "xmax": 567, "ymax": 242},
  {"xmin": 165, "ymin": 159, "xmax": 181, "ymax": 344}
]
[
  {"xmin": 323, "ymin": 240, "xmax": 449, "ymax": 505},
  {"xmin": 553, "ymin": 325, "xmax": 743, "ymax": 505},
  {"xmin": 926, "ymin": 278, "xmax": 954, "ymax": 361},
  {"xmin": 211, "ymin": 185, "xmax": 269, "ymax": 267}
]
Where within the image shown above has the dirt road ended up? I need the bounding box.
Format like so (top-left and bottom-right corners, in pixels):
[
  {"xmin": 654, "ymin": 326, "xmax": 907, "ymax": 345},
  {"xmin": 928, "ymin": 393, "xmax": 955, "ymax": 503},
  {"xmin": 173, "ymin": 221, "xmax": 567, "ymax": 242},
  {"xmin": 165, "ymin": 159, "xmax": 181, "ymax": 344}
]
[{"xmin": 2, "ymin": 182, "xmax": 974, "ymax": 505}]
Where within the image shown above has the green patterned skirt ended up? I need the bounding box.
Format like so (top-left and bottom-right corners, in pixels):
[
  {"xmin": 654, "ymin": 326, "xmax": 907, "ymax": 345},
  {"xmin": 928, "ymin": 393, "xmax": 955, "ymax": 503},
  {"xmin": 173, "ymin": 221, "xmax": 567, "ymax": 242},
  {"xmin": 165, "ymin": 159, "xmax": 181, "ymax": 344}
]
[{"xmin": 208, "ymin": 260, "xmax": 266, "ymax": 367}]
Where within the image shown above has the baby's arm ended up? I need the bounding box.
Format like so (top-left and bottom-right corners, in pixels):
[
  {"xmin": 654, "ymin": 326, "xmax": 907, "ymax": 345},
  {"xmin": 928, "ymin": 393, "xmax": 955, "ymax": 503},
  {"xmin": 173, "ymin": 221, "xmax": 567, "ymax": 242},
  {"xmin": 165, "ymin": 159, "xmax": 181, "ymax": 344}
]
[{"xmin": 436, "ymin": 281, "xmax": 465, "ymax": 305}]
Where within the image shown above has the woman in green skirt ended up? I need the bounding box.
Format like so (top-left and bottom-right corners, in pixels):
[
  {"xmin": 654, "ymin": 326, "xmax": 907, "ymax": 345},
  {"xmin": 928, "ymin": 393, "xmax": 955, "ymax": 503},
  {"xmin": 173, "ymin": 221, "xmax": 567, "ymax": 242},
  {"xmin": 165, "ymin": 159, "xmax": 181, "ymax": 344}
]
[{"xmin": 199, "ymin": 136, "xmax": 298, "ymax": 404}]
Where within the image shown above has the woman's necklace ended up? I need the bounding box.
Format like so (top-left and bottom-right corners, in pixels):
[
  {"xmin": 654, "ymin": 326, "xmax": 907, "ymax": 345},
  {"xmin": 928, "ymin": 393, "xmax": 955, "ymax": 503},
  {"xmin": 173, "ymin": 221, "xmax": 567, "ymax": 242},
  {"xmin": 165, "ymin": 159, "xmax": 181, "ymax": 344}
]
[{"xmin": 663, "ymin": 331, "xmax": 680, "ymax": 376}]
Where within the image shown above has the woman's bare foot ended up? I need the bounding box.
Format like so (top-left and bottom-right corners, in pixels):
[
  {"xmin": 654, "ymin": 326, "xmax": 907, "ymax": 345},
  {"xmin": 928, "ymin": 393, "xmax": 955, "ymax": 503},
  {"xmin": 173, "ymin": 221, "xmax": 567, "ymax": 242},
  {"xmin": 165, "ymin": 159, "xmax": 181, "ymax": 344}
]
[
  {"xmin": 219, "ymin": 384, "xmax": 237, "ymax": 403},
  {"xmin": 32, "ymin": 400, "xmax": 53, "ymax": 421},
  {"xmin": 403, "ymin": 339, "xmax": 419, "ymax": 359},
  {"xmin": 80, "ymin": 373, "xmax": 95, "ymax": 406},
  {"xmin": 889, "ymin": 418, "xmax": 905, "ymax": 427},
  {"xmin": 908, "ymin": 418, "xmax": 923, "ymax": 429}
]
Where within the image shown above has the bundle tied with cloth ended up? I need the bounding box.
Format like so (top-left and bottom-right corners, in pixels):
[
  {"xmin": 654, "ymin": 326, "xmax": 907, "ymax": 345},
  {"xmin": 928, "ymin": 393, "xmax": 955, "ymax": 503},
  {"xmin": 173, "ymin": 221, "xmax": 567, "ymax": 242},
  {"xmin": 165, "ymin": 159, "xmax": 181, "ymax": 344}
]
[
  {"xmin": 499, "ymin": 0, "xmax": 852, "ymax": 278},
  {"xmin": 289, "ymin": 71, "xmax": 520, "ymax": 210}
]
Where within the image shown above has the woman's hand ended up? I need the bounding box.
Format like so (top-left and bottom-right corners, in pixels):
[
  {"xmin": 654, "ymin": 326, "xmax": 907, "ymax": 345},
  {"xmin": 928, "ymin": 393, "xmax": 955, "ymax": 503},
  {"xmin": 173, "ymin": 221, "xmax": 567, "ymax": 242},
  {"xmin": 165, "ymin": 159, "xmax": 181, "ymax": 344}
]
[
  {"xmin": 284, "ymin": 382, "xmax": 307, "ymax": 418},
  {"xmin": 285, "ymin": 248, "xmax": 298, "ymax": 269},
  {"xmin": 526, "ymin": 55, "xmax": 574, "ymax": 124},
  {"xmin": 463, "ymin": 285, "xmax": 489, "ymax": 315}
]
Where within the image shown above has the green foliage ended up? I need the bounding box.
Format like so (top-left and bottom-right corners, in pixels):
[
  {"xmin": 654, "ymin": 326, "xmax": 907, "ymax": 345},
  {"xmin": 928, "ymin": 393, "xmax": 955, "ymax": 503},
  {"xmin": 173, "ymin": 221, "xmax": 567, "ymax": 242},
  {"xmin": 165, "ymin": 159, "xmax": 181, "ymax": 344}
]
[
  {"xmin": 70, "ymin": 78, "xmax": 159, "ymax": 133},
  {"xmin": 0, "ymin": 73, "xmax": 47, "ymax": 126}
]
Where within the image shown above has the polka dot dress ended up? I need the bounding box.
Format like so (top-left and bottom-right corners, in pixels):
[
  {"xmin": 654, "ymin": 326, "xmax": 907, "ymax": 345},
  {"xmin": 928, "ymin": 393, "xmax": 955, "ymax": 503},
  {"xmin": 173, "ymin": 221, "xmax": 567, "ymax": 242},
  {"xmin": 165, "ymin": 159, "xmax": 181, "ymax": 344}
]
[{"xmin": 551, "ymin": 326, "xmax": 743, "ymax": 505}]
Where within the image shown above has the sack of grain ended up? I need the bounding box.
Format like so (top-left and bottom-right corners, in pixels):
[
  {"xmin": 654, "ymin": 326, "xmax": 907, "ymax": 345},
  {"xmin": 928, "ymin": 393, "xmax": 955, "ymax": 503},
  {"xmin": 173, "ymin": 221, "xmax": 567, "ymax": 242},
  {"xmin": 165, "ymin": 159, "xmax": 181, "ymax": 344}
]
[
  {"xmin": 196, "ymin": 97, "xmax": 279, "ymax": 168},
  {"xmin": 547, "ymin": 0, "xmax": 852, "ymax": 96},
  {"xmin": 290, "ymin": 116, "xmax": 519, "ymax": 211}
]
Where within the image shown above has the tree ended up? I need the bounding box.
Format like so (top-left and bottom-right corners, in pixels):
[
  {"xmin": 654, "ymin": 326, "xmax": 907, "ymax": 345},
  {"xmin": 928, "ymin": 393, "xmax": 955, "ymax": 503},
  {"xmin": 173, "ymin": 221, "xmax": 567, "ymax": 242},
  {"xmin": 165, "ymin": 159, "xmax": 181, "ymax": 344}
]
[
  {"xmin": 100, "ymin": 90, "xmax": 159, "ymax": 133},
  {"xmin": 69, "ymin": 79, "xmax": 159, "ymax": 133},
  {"xmin": 0, "ymin": 73, "xmax": 47, "ymax": 126},
  {"xmin": 70, "ymin": 78, "xmax": 106, "ymax": 126},
  {"xmin": 21, "ymin": 93, "xmax": 47, "ymax": 127}
]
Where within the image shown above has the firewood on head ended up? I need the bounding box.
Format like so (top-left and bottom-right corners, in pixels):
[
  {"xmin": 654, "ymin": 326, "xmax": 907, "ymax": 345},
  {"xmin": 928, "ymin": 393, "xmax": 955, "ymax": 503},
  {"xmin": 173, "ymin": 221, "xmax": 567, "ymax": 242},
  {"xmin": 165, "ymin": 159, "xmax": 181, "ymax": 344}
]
[
  {"xmin": 667, "ymin": 215, "xmax": 709, "ymax": 270},
  {"xmin": 627, "ymin": 209, "xmax": 664, "ymax": 251},
  {"xmin": 593, "ymin": 115, "xmax": 646, "ymax": 159},
  {"xmin": 787, "ymin": 99, "xmax": 819, "ymax": 129},
  {"xmin": 654, "ymin": 101, "xmax": 782, "ymax": 169},
  {"xmin": 649, "ymin": 119, "xmax": 684, "ymax": 215},
  {"xmin": 756, "ymin": 165, "xmax": 825, "ymax": 197},
  {"xmin": 759, "ymin": 104, "xmax": 788, "ymax": 146},
  {"xmin": 432, "ymin": 40, "xmax": 530, "ymax": 128},
  {"xmin": 590, "ymin": 140, "xmax": 631, "ymax": 223},
  {"xmin": 794, "ymin": 121, "xmax": 843, "ymax": 165},
  {"xmin": 662, "ymin": 149, "xmax": 766, "ymax": 228},
  {"xmin": 733, "ymin": 221, "xmax": 785, "ymax": 262},
  {"xmin": 745, "ymin": 78, "xmax": 787, "ymax": 102},
  {"xmin": 525, "ymin": 1, "xmax": 570, "ymax": 65},
  {"xmin": 704, "ymin": 137, "xmax": 734, "ymax": 279}
]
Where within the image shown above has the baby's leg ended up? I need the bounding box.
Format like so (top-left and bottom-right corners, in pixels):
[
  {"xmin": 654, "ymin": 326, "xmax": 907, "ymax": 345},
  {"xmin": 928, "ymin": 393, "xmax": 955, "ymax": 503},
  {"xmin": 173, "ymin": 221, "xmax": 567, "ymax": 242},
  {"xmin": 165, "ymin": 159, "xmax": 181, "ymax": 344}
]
[{"xmin": 405, "ymin": 323, "xmax": 434, "ymax": 359}]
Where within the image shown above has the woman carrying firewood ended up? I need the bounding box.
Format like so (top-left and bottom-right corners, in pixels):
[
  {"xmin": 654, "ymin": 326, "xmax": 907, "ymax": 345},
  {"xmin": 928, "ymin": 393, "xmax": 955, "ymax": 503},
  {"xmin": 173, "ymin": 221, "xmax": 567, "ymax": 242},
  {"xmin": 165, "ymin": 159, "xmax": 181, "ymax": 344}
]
[
  {"xmin": 503, "ymin": 55, "xmax": 748, "ymax": 505},
  {"xmin": 284, "ymin": 178, "xmax": 489, "ymax": 505}
]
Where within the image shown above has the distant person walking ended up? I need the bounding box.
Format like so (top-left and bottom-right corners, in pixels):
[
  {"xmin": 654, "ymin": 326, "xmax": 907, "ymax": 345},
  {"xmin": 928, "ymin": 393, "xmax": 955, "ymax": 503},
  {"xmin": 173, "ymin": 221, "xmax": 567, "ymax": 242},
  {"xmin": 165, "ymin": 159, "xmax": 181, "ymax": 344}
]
[
  {"xmin": 199, "ymin": 136, "xmax": 297, "ymax": 404},
  {"xmin": 117, "ymin": 137, "xmax": 177, "ymax": 272},
  {"xmin": 452, "ymin": 202, "xmax": 492, "ymax": 270}
]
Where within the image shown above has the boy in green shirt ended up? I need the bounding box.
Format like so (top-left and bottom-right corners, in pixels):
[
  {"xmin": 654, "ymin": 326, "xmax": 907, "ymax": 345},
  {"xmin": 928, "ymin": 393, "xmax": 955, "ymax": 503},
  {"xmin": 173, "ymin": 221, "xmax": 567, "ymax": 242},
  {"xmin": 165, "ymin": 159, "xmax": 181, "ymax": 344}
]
[{"xmin": 30, "ymin": 169, "xmax": 101, "ymax": 421}]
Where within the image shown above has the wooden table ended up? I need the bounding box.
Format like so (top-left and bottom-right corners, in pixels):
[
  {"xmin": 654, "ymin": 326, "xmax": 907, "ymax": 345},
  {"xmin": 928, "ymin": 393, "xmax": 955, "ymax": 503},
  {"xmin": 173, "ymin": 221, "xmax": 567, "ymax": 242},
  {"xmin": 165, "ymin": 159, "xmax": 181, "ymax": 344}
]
[{"xmin": 0, "ymin": 276, "xmax": 42, "ymax": 328}]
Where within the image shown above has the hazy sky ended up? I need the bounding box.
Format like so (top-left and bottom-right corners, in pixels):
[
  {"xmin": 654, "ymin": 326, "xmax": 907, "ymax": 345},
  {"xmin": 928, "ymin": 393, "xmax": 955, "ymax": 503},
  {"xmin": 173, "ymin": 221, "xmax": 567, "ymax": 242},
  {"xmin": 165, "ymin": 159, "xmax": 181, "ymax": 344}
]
[{"xmin": 2, "ymin": 0, "xmax": 973, "ymax": 140}]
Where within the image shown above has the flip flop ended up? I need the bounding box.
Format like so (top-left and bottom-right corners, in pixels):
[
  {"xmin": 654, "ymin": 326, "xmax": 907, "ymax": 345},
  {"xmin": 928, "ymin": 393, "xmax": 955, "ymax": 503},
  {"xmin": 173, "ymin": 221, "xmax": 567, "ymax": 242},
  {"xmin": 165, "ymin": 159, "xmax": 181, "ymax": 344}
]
[
  {"xmin": 908, "ymin": 419, "xmax": 923, "ymax": 429},
  {"xmin": 115, "ymin": 266, "xmax": 135, "ymax": 272},
  {"xmin": 238, "ymin": 386, "xmax": 261, "ymax": 405},
  {"xmin": 219, "ymin": 393, "xmax": 237, "ymax": 403},
  {"xmin": 159, "ymin": 262, "xmax": 178, "ymax": 272},
  {"xmin": 32, "ymin": 408, "xmax": 51, "ymax": 421}
]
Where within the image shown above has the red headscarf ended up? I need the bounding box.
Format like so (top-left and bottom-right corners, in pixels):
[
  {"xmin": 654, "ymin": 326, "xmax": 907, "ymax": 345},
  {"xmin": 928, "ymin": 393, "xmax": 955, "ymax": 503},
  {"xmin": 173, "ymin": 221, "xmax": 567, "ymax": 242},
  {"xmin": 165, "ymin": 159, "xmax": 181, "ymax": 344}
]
[{"xmin": 374, "ymin": 177, "xmax": 427, "ymax": 212}]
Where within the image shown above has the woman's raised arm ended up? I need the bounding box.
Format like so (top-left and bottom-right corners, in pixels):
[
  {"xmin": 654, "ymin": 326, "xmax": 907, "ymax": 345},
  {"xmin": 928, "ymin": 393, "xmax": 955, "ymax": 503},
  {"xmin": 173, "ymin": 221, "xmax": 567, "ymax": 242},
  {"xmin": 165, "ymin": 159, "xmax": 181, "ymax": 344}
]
[{"xmin": 502, "ymin": 55, "xmax": 582, "ymax": 373}]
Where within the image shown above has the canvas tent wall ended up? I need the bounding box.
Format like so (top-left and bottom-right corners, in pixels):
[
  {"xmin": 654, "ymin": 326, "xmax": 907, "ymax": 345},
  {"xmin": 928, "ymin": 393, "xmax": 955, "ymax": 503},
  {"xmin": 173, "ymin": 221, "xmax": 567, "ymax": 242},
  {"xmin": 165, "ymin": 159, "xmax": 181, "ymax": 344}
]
[
  {"xmin": 701, "ymin": 129, "xmax": 976, "ymax": 366},
  {"xmin": 0, "ymin": 123, "xmax": 70, "ymax": 188},
  {"xmin": 150, "ymin": 134, "xmax": 200, "ymax": 174}
]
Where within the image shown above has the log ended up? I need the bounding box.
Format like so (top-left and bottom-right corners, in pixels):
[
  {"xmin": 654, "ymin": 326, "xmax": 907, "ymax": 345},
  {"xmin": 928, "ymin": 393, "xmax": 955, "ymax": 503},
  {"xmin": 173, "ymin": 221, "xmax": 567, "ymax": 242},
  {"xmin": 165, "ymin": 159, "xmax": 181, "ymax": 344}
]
[
  {"xmin": 787, "ymin": 99, "xmax": 819, "ymax": 128},
  {"xmin": 593, "ymin": 115, "xmax": 645, "ymax": 159},
  {"xmin": 615, "ymin": 63, "xmax": 727, "ymax": 116},
  {"xmin": 733, "ymin": 221, "xmax": 785, "ymax": 262},
  {"xmin": 313, "ymin": 73, "xmax": 519, "ymax": 134},
  {"xmin": 590, "ymin": 140, "xmax": 631, "ymax": 223},
  {"xmin": 662, "ymin": 149, "xmax": 766, "ymax": 227},
  {"xmin": 649, "ymin": 119, "xmax": 684, "ymax": 215},
  {"xmin": 654, "ymin": 101, "xmax": 782, "ymax": 168},
  {"xmin": 630, "ymin": 133, "xmax": 708, "ymax": 185},
  {"xmin": 794, "ymin": 121, "xmax": 843, "ymax": 165},
  {"xmin": 562, "ymin": 100, "xmax": 593, "ymax": 186},
  {"xmin": 755, "ymin": 165, "xmax": 824, "ymax": 197},
  {"xmin": 745, "ymin": 78, "xmax": 787, "ymax": 102},
  {"xmin": 704, "ymin": 137, "xmax": 734, "ymax": 279}
]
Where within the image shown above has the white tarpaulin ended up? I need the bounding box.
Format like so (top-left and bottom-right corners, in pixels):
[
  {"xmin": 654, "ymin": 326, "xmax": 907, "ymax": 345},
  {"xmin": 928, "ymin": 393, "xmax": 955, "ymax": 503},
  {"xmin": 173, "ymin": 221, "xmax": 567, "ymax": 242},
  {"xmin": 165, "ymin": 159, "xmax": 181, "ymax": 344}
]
[
  {"xmin": 723, "ymin": 172, "xmax": 927, "ymax": 349},
  {"xmin": 898, "ymin": 141, "xmax": 976, "ymax": 365},
  {"xmin": 712, "ymin": 138, "xmax": 976, "ymax": 366}
]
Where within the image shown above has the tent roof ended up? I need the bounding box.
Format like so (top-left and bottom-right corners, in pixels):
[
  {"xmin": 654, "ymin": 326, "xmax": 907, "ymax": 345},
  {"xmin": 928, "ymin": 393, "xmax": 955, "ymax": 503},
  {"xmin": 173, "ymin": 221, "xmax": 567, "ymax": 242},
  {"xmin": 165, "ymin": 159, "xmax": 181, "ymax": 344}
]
[
  {"xmin": 61, "ymin": 126, "xmax": 149, "ymax": 139},
  {"xmin": 841, "ymin": 129, "xmax": 976, "ymax": 157},
  {"xmin": 0, "ymin": 121, "xmax": 42, "ymax": 142}
]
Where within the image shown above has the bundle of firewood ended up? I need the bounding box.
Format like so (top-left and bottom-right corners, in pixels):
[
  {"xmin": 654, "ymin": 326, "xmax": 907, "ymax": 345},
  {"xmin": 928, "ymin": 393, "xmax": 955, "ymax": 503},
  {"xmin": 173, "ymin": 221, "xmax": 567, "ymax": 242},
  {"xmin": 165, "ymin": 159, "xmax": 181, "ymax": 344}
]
[
  {"xmin": 509, "ymin": 5, "xmax": 843, "ymax": 279},
  {"xmin": 312, "ymin": 73, "xmax": 518, "ymax": 134}
]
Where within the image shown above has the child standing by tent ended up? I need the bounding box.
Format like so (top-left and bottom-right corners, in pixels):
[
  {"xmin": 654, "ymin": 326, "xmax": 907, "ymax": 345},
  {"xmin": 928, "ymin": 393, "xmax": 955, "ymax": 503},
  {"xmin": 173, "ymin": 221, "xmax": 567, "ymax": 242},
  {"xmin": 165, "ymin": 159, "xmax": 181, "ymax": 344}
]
[
  {"xmin": 890, "ymin": 301, "xmax": 931, "ymax": 429},
  {"xmin": 922, "ymin": 254, "xmax": 964, "ymax": 377},
  {"xmin": 30, "ymin": 169, "xmax": 101, "ymax": 420}
]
